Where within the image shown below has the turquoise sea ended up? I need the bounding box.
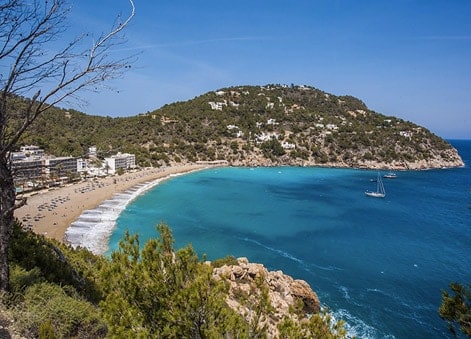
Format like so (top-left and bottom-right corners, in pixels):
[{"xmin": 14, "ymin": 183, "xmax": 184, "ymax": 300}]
[{"xmin": 110, "ymin": 140, "xmax": 471, "ymax": 338}]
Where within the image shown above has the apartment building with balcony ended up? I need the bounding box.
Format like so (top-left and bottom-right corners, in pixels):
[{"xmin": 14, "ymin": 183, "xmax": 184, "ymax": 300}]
[
  {"xmin": 44, "ymin": 156, "xmax": 78, "ymax": 178},
  {"xmin": 10, "ymin": 152, "xmax": 44, "ymax": 181},
  {"xmin": 104, "ymin": 153, "xmax": 136, "ymax": 174}
]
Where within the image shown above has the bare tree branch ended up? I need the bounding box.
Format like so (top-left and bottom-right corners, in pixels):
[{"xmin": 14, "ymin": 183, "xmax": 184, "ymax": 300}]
[
  {"xmin": 1, "ymin": 0, "xmax": 136, "ymax": 157},
  {"xmin": 0, "ymin": 0, "xmax": 136, "ymax": 292}
]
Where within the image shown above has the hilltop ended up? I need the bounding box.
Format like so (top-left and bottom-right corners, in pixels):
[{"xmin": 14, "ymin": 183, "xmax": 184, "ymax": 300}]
[{"xmin": 19, "ymin": 84, "xmax": 463, "ymax": 169}]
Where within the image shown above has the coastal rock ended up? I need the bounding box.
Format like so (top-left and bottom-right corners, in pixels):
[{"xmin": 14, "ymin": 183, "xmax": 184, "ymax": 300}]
[
  {"xmin": 290, "ymin": 279, "xmax": 320, "ymax": 314},
  {"xmin": 225, "ymin": 137, "xmax": 464, "ymax": 170},
  {"xmin": 212, "ymin": 257, "xmax": 320, "ymax": 337}
]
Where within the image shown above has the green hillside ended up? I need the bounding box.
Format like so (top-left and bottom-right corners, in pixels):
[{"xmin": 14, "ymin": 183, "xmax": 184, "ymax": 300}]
[{"xmin": 18, "ymin": 84, "xmax": 463, "ymax": 169}]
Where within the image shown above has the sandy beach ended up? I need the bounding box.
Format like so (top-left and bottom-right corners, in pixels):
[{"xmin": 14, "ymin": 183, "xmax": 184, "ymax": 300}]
[{"xmin": 15, "ymin": 164, "xmax": 209, "ymax": 242}]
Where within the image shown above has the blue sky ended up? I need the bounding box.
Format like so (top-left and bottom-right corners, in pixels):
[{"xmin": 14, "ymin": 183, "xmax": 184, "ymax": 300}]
[{"xmin": 67, "ymin": 1, "xmax": 471, "ymax": 139}]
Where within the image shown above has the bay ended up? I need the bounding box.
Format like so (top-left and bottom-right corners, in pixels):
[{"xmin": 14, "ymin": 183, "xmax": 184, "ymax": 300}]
[{"xmin": 111, "ymin": 140, "xmax": 471, "ymax": 338}]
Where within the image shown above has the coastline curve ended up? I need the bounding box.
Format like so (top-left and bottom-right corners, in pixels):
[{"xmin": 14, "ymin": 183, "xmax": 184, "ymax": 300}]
[{"xmin": 64, "ymin": 168, "xmax": 210, "ymax": 254}]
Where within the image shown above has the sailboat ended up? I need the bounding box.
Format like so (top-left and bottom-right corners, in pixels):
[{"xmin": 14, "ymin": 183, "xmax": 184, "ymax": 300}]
[
  {"xmin": 365, "ymin": 173, "xmax": 386, "ymax": 198},
  {"xmin": 383, "ymin": 172, "xmax": 397, "ymax": 179}
]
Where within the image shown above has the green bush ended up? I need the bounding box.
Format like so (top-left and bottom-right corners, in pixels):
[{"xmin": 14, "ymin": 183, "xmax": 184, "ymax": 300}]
[
  {"xmin": 10, "ymin": 222, "xmax": 103, "ymax": 302},
  {"xmin": 439, "ymin": 282, "xmax": 471, "ymax": 336},
  {"xmin": 278, "ymin": 309, "xmax": 347, "ymax": 338},
  {"xmin": 38, "ymin": 319, "xmax": 55, "ymax": 339},
  {"xmin": 211, "ymin": 255, "xmax": 239, "ymax": 268},
  {"xmin": 9, "ymin": 266, "xmax": 44, "ymax": 295},
  {"xmin": 13, "ymin": 282, "xmax": 106, "ymax": 338},
  {"xmin": 99, "ymin": 224, "xmax": 246, "ymax": 338}
]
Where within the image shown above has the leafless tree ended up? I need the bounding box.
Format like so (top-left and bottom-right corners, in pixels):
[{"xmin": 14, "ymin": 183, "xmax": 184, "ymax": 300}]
[{"xmin": 0, "ymin": 0, "xmax": 135, "ymax": 291}]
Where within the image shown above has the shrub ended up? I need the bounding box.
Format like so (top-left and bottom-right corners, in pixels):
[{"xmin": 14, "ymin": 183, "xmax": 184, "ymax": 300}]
[
  {"xmin": 211, "ymin": 255, "xmax": 239, "ymax": 268},
  {"xmin": 13, "ymin": 282, "xmax": 106, "ymax": 338},
  {"xmin": 9, "ymin": 266, "xmax": 44, "ymax": 295},
  {"xmin": 9, "ymin": 223, "xmax": 103, "ymax": 302},
  {"xmin": 99, "ymin": 224, "xmax": 246, "ymax": 337}
]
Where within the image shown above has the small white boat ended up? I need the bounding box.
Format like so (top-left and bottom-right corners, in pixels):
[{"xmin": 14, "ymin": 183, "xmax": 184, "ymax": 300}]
[
  {"xmin": 383, "ymin": 172, "xmax": 397, "ymax": 179},
  {"xmin": 365, "ymin": 173, "xmax": 386, "ymax": 198}
]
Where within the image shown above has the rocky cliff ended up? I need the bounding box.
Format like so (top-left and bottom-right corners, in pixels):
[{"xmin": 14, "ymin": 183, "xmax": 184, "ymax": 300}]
[{"xmin": 213, "ymin": 257, "xmax": 320, "ymax": 338}]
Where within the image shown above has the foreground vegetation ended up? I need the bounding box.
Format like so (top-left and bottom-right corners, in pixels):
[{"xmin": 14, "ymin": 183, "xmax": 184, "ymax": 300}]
[
  {"xmin": 1, "ymin": 222, "xmax": 347, "ymax": 338},
  {"xmin": 439, "ymin": 282, "xmax": 471, "ymax": 337}
]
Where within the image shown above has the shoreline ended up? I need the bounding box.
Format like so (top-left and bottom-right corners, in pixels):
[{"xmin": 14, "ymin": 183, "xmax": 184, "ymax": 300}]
[
  {"xmin": 15, "ymin": 159, "xmax": 465, "ymax": 250},
  {"xmin": 65, "ymin": 169, "xmax": 202, "ymax": 254},
  {"xmin": 15, "ymin": 164, "xmax": 211, "ymax": 243}
]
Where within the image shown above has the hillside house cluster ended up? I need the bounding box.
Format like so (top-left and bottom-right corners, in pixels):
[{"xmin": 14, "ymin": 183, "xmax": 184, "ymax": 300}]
[
  {"xmin": 226, "ymin": 125, "xmax": 244, "ymax": 138},
  {"xmin": 208, "ymin": 99, "xmax": 240, "ymax": 110}
]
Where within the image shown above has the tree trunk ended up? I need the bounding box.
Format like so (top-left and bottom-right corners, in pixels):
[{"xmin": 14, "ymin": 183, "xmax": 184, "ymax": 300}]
[{"xmin": 0, "ymin": 156, "xmax": 15, "ymax": 291}]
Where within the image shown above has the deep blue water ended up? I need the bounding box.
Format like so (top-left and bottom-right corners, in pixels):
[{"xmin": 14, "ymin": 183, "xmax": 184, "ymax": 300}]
[{"xmin": 111, "ymin": 140, "xmax": 471, "ymax": 338}]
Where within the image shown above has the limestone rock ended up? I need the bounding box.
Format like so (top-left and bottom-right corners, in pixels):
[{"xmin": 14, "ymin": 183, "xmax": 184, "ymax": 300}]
[
  {"xmin": 290, "ymin": 279, "xmax": 320, "ymax": 314},
  {"xmin": 213, "ymin": 257, "xmax": 320, "ymax": 337}
]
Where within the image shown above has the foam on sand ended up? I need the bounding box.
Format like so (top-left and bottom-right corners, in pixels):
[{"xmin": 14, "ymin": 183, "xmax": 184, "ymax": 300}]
[
  {"xmin": 65, "ymin": 181, "xmax": 158, "ymax": 254},
  {"xmin": 65, "ymin": 171, "xmax": 193, "ymax": 255}
]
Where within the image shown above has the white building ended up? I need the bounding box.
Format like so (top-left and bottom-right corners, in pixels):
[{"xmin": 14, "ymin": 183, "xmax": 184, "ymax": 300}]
[
  {"xmin": 326, "ymin": 124, "xmax": 338, "ymax": 130},
  {"xmin": 44, "ymin": 156, "xmax": 78, "ymax": 178},
  {"xmin": 281, "ymin": 141, "xmax": 296, "ymax": 149},
  {"xmin": 11, "ymin": 146, "xmax": 45, "ymax": 181},
  {"xmin": 77, "ymin": 158, "xmax": 108, "ymax": 177},
  {"xmin": 77, "ymin": 158, "xmax": 88, "ymax": 172},
  {"xmin": 88, "ymin": 146, "xmax": 97, "ymax": 156},
  {"xmin": 104, "ymin": 153, "xmax": 136, "ymax": 174},
  {"xmin": 11, "ymin": 155, "xmax": 44, "ymax": 181},
  {"xmin": 12, "ymin": 145, "xmax": 91, "ymax": 184},
  {"xmin": 255, "ymin": 132, "xmax": 279, "ymax": 143},
  {"xmin": 208, "ymin": 101, "xmax": 227, "ymax": 111},
  {"xmin": 20, "ymin": 145, "xmax": 45, "ymax": 157}
]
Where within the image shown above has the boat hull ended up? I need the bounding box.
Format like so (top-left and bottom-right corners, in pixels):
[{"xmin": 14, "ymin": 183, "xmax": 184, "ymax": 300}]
[
  {"xmin": 365, "ymin": 191, "xmax": 385, "ymax": 198},
  {"xmin": 383, "ymin": 172, "xmax": 397, "ymax": 179}
]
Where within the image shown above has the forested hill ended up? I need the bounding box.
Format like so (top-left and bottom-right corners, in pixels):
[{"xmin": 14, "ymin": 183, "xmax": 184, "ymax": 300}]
[{"xmin": 19, "ymin": 84, "xmax": 463, "ymax": 169}]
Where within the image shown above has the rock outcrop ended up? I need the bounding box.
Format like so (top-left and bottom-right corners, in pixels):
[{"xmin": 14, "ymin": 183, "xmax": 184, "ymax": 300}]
[{"xmin": 212, "ymin": 257, "xmax": 320, "ymax": 337}]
